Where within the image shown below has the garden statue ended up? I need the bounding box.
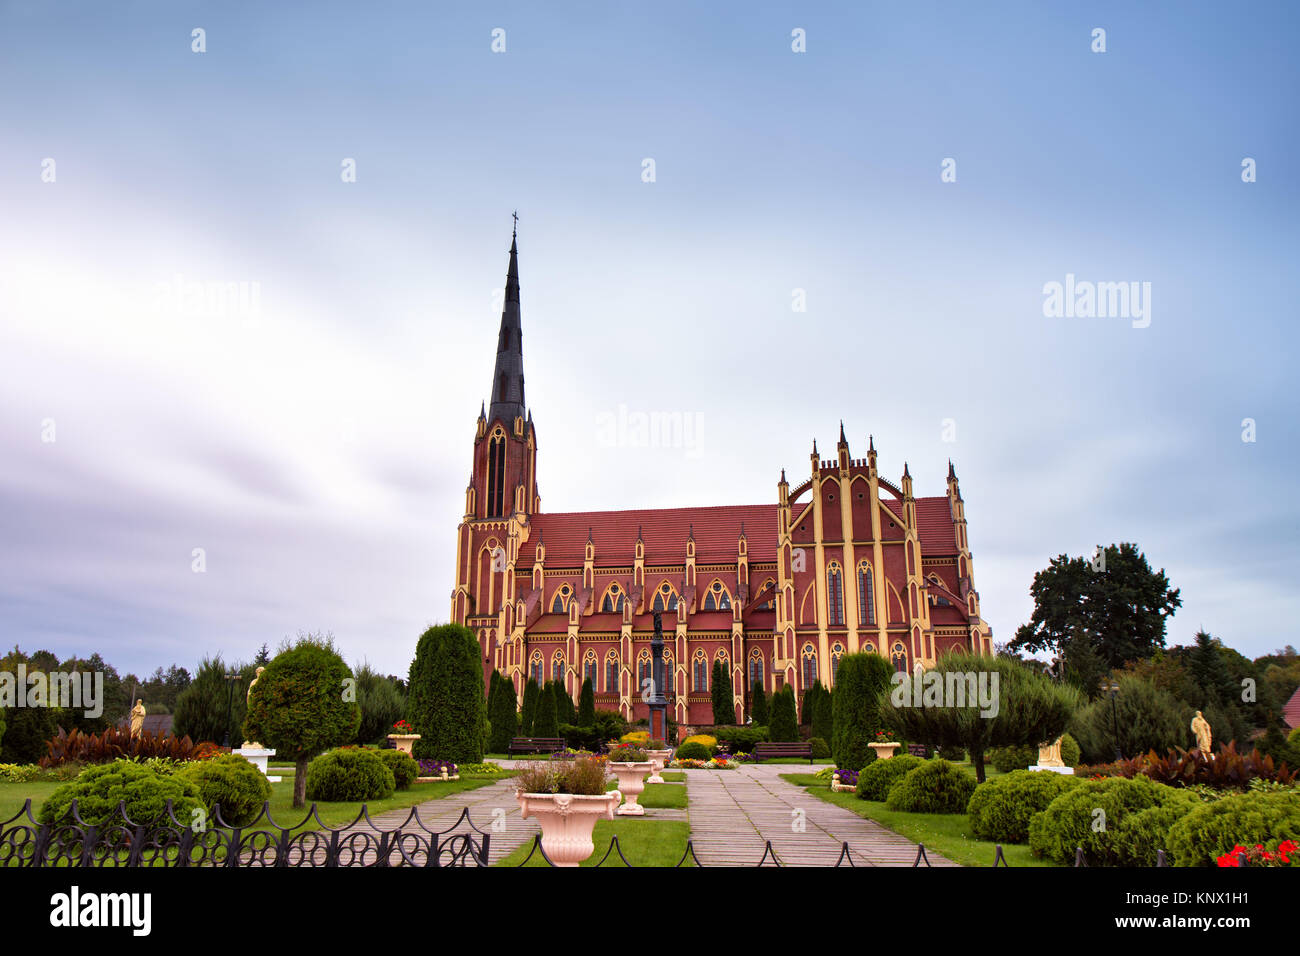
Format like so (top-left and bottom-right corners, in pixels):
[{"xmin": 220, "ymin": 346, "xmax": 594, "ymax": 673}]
[
  {"xmin": 243, "ymin": 666, "xmax": 266, "ymax": 748},
  {"xmin": 1037, "ymin": 735, "xmax": 1064, "ymax": 767},
  {"xmin": 1191, "ymin": 710, "xmax": 1212, "ymax": 755},
  {"xmin": 129, "ymin": 699, "xmax": 146, "ymax": 738}
]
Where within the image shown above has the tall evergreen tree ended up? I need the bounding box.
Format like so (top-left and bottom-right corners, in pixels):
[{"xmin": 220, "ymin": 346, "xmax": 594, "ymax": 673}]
[
  {"xmin": 520, "ymin": 678, "xmax": 540, "ymax": 736},
  {"xmin": 769, "ymin": 686, "xmax": 798, "ymax": 741},
  {"xmin": 406, "ymin": 624, "xmax": 487, "ymax": 764},
  {"xmin": 533, "ymin": 681, "xmax": 559, "ymax": 737},
  {"xmin": 750, "ymin": 680, "xmax": 768, "ymax": 725},
  {"xmin": 711, "ymin": 660, "xmax": 735, "ymax": 724},
  {"xmin": 488, "ymin": 674, "xmax": 518, "ymax": 753},
  {"xmin": 813, "ymin": 686, "xmax": 834, "ymax": 743},
  {"xmin": 577, "ymin": 676, "xmax": 596, "ymax": 726},
  {"xmin": 831, "ymin": 652, "xmax": 894, "ymax": 772},
  {"xmin": 555, "ymin": 682, "xmax": 576, "ymax": 725}
]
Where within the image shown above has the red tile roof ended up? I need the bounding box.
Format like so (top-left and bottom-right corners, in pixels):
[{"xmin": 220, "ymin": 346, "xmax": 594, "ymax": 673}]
[
  {"xmin": 529, "ymin": 504, "xmax": 778, "ymax": 565},
  {"xmin": 1284, "ymin": 687, "xmax": 1300, "ymax": 731},
  {"xmin": 882, "ymin": 497, "xmax": 957, "ymax": 552}
]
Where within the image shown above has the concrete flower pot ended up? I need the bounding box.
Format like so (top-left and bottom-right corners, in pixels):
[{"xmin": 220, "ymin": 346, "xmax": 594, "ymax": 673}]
[
  {"xmin": 607, "ymin": 761, "xmax": 655, "ymax": 815},
  {"xmin": 387, "ymin": 733, "xmax": 420, "ymax": 755},
  {"xmin": 869, "ymin": 742, "xmax": 900, "ymax": 760},
  {"xmin": 516, "ymin": 791, "xmax": 621, "ymax": 866},
  {"xmin": 645, "ymin": 749, "xmax": 673, "ymax": 784}
]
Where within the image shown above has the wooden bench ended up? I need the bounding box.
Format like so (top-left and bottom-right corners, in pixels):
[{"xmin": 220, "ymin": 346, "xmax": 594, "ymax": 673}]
[
  {"xmin": 507, "ymin": 737, "xmax": 566, "ymax": 755},
  {"xmin": 906, "ymin": 743, "xmax": 930, "ymax": 758},
  {"xmin": 753, "ymin": 741, "xmax": 814, "ymax": 764}
]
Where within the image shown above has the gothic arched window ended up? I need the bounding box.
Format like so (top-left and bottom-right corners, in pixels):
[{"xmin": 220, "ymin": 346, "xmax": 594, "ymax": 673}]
[
  {"xmin": 801, "ymin": 644, "xmax": 818, "ymax": 688},
  {"xmin": 692, "ymin": 651, "xmax": 708, "ymax": 692},
  {"xmin": 827, "ymin": 564, "xmax": 845, "ymax": 626},
  {"xmin": 605, "ymin": 652, "xmax": 619, "ymax": 694},
  {"xmin": 831, "ymin": 643, "xmax": 845, "ymax": 685},
  {"xmin": 601, "ymin": 584, "xmax": 625, "ymax": 613},
  {"xmin": 583, "ymin": 652, "xmax": 597, "ymax": 687},
  {"xmin": 651, "ymin": 583, "xmax": 678, "ymax": 612},
  {"xmin": 702, "ymin": 581, "xmax": 732, "ymax": 611},
  {"xmin": 486, "ymin": 431, "xmax": 506, "ymax": 517},
  {"xmin": 748, "ymin": 650, "xmax": 764, "ymax": 690},
  {"xmin": 529, "ymin": 651, "xmax": 544, "ymax": 686},
  {"xmin": 857, "ymin": 562, "xmax": 876, "ymax": 626},
  {"xmin": 550, "ymin": 584, "xmax": 570, "ymax": 614},
  {"xmin": 891, "ymin": 643, "xmax": 908, "ymax": 673}
]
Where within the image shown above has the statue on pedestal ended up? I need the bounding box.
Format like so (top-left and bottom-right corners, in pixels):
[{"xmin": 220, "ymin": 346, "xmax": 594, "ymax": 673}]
[
  {"xmin": 1191, "ymin": 710, "xmax": 1212, "ymax": 755},
  {"xmin": 1037, "ymin": 736, "xmax": 1064, "ymax": 767},
  {"xmin": 243, "ymin": 666, "xmax": 266, "ymax": 749},
  {"xmin": 129, "ymin": 699, "xmax": 146, "ymax": 738}
]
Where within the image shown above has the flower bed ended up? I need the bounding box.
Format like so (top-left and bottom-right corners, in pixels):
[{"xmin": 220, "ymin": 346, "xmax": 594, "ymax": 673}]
[
  {"xmin": 417, "ymin": 759, "xmax": 459, "ymax": 781},
  {"xmin": 1216, "ymin": 840, "xmax": 1296, "ymax": 867}
]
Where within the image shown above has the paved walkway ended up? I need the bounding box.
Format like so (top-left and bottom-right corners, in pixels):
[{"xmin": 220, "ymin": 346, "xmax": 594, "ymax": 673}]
[
  {"xmin": 361, "ymin": 765, "xmax": 952, "ymax": 866},
  {"xmin": 684, "ymin": 765, "xmax": 957, "ymax": 866}
]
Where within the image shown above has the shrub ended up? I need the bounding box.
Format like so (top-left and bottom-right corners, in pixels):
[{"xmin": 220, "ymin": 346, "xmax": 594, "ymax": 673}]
[
  {"xmin": 1167, "ymin": 791, "xmax": 1300, "ymax": 867},
  {"xmin": 533, "ymin": 682, "xmax": 559, "ymax": 738},
  {"xmin": 812, "ymin": 686, "xmax": 833, "ymax": 745},
  {"xmin": 1111, "ymin": 790, "xmax": 1204, "ymax": 866},
  {"xmin": 1060, "ymin": 733, "xmax": 1081, "ymax": 768},
  {"xmin": 519, "ymin": 679, "xmax": 540, "ymax": 737},
  {"xmin": 967, "ymin": 770, "xmax": 1080, "ymax": 843},
  {"xmin": 577, "ymin": 677, "xmax": 596, "ymax": 727},
  {"xmin": 172, "ymin": 655, "xmax": 258, "ymax": 746},
  {"xmin": 885, "ymin": 759, "xmax": 976, "ymax": 813},
  {"xmin": 1135, "ymin": 743, "xmax": 1297, "ymax": 790},
  {"xmin": 809, "ymin": 737, "xmax": 831, "ymax": 760},
  {"xmin": 675, "ymin": 742, "xmax": 712, "ymax": 761},
  {"xmin": 352, "ymin": 664, "xmax": 406, "ymax": 746},
  {"xmin": 991, "ymin": 745, "xmax": 1038, "ymax": 774},
  {"xmin": 39, "ymin": 726, "xmax": 203, "ymax": 768},
  {"xmin": 620, "ymin": 731, "xmax": 650, "ymax": 746},
  {"xmin": 711, "ymin": 660, "xmax": 734, "ymax": 725},
  {"xmin": 832, "ymin": 652, "xmax": 894, "ymax": 771},
  {"xmin": 304, "ymin": 748, "xmax": 395, "ymax": 802},
  {"xmin": 1068, "ymin": 675, "xmax": 1191, "ymax": 764},
  {"xmin": 682, "ymin": 734, "xmax": 717, "ymax": 750},
  {"xmin": 406, "ymin": 624, "xmax": 486, "ymax": 765},
  {"xmin": 0, "ymin": 763, "xmax": 41, "ymax": 782},
  {"xmin": 373, "ymin": 749, "xmax": 419, "ymax": 790},
  {"xmin": 856, "ymin": 754, "xmax": 924, "ymax": 801},
  {"xmin": 750, "ymin": 681, "xmax": 768, "ymax": 725},
  {"xmin": 937, "ymin": 744, "xmax": 966, "ymax": 762},
  {"xmin": 176, "ymin": 753, "xmax": 273, "ymax": 826},
  {"xmin": 39, "ymin": 760, "xmax": 205, "ymax": 826},
  {"xmin": 514, "ymin": 755, "xmax": 608, "ymax": 795},
  {"xmin": 712, "ymin": 726, "xmax": 768, "ymax": 753},
  {"xmin": 1028, "ymin": 775, "xmax": 1180, "ymax": 865}
]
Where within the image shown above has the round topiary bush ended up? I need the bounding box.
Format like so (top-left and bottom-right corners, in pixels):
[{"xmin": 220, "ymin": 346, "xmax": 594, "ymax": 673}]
[
  {"xmin": 1110, "ymin": 790, "xmax": 1203, "ymax": 866},
  {"xmin": 1166, "ymin": 791, "xmax": 1300, "ymax": 867},
  {"xmin": 885, "ymin": 759, "xmax": 976, "ymax": 814},
  {"xmin": 175, "ymin": 753, "xmax": 273, "ymax": 826},
  {"xmin": 991, "ymin": 744, "xmax": 1038, "ymax": 774},
  {"xmin": 856, "ymin": 754, "xmax": 924, "ymax": 801},
  {"xmin": 305, "ymin": 748, "xmax": 396, "ymax": 802},
  {"xmin": 373, "ymin": 749, "xmax": 419, "ymax": 790},
  {"xmin": 39, "ymin": 760, "xmax": 205, "ymax": 827},
  {"xmin": 1028, "ymin": 775, "xmax": 1178, "ymax": 865},
  {"xmin": 966, "ymin": 769, "xmax": 1080, "ymax": 843},
  {"xmin": 1060, "ymin": 733, "xmax": 1081, "ymax": 768},
  {"xmin": 675, "ymin": 741, "xmax": 712, "ymax": 761}
]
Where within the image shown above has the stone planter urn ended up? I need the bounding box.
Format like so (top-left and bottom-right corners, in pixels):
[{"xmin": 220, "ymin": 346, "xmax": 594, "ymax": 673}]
[
  {"xmin": 869, "ymin": 742, "xmax": 900, "ymax": 760},
  {"xmin": 607, "ymin": 761, "xmax": 655, "ymax": 815},
  {"xmin": 516, "ymin": 791, "xmax": 621, "ymax": 866},
  {"xmin": 387, "ymin": 733, "xmax": 420, "ymax": 755},
  {"xmin": 645, "ymin": 749, "xmax": 673, "ymax": 784}
]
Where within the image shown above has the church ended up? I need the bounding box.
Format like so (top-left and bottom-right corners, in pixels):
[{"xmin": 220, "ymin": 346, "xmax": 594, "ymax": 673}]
[{"xmin": 451, "ymin": 228, "xmax": 994, "ymax": 727}]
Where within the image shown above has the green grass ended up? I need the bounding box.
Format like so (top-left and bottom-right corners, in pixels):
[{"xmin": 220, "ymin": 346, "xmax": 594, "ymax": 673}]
[
  {"xmin": 780, "ymin": 773, "xmax": 1058, "ymax": 868},
  {"xmin": 604, "ymin": 780, "xmax": 687, "ymax": 809},
  {"xmin": 0, "ymin": 775, "xmax": 496, "ymax": 832},
  {"xmin": 497, "ymin": 818, "xmax": 692, "ymax": 867},
  {"xmin": 660, "ymin": 771, "xmax": 685, "ymax": 782}
]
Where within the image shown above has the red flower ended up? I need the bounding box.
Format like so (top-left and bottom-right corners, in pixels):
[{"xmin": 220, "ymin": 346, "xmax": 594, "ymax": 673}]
[{"xmin": 1216, "ymin": 853, "xmax": 1240, "ymax": 868}]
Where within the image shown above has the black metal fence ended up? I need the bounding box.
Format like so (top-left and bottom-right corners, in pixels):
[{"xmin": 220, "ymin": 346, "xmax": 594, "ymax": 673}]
[{"xmin": 0, "ymin": 799, "xmax": 490, "ymax": 868}]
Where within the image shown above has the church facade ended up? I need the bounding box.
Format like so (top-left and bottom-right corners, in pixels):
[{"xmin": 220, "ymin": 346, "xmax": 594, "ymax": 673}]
[{"xmin": 451, "ymin": 230, "xmax": 993, "ymax": 726}]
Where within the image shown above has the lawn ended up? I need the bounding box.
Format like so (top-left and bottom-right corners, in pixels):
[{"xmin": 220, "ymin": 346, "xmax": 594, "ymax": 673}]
[
  {"xmin": 780, "ymin": 773, "xmax": 1058, "ymax": 868},
  {"xmin": 0, "ymin": 775, "xmax": 499, "ymax": 832},
  {"xmin": 604, "ymin": 779, "xmax": 687, "ymax": 809},
  {"xmin": 498, "ymin": 818, "xmax": 692, "ymax": 867}
]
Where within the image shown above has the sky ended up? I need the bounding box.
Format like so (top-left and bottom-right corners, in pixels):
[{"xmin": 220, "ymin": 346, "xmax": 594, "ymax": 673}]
[{"xmin": 0, "ymin": 1, "xmax": 1296, "ymax": 678}]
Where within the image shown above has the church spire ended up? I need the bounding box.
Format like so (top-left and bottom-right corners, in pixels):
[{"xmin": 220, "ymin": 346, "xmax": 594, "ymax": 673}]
[{"xmin": 488, "ymin": 217, "xmax": 526, "ymax": 425}]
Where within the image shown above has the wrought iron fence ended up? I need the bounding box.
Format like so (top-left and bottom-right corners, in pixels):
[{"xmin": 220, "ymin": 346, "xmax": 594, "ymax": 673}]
[
  {"xmin": 0, "ymin": 799, "xmax": 490, "ymax": 868},
  {"xmin": 512, "ymin": 834, "xmax": 935, "ymax": 867}
]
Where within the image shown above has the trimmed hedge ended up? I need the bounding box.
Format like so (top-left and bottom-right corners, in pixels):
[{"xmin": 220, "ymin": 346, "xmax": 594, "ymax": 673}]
[
  {"xmin": 1028, "ymin": 775, "xmax": 1181, "ymax": 865},
  {"xmin": 39, "ymin": 761, "xmax": 204, "ymax": 827},
  {"xmin": 676, "ymin": 742, "xmax": 712, "ymax": 761},
  {"xmin": 966, "ymin": 769, "xmax": 1080, "ymax": 843},
  {"xmin": 374, "ymin": 748, "xmax": 419, "ymax": 790},
  {"xmin": 176, "ymin": 753, "xmax": 273, "ymax": 826},
  {"xmin": 1167, "ymin": 791, "xmax": 1300, "ymax": 867},
  {"xmin": 305, "ymin": 748, "xmax": 395, "ymax": 802},
  {"xmin": 856, "ymin": 754, "xmax": 924, "ymax": 801},
  {"xmin": 885, "ymin": 759, "xmax": 976, "ymax": 814}
]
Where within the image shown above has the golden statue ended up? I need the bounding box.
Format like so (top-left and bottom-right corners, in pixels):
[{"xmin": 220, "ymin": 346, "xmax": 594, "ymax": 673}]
[
  {"xmin": 1191, "ymin": 710, "xmax": 1212, "ymax": 755},
  {"xmin": 242, "ymin": 667, "xmax": 266, "ymax": 749},
  {"xmin": 1037, "ymin": 736, "xmax": 1064, "ymax": 767},
  {"xmin": 129, "ymin": 699, "xmax": 146, "ymax": 738}
]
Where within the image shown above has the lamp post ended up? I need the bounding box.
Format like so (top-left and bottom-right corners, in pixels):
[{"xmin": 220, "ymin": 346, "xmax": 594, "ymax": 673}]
[
  {"xmin": 222, "ymin": 672, "xmax": 243, "ymax": 748},
  {"xmin": 1104, "ymin": 680, "xmax": 1122, "ymax": 761}
]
